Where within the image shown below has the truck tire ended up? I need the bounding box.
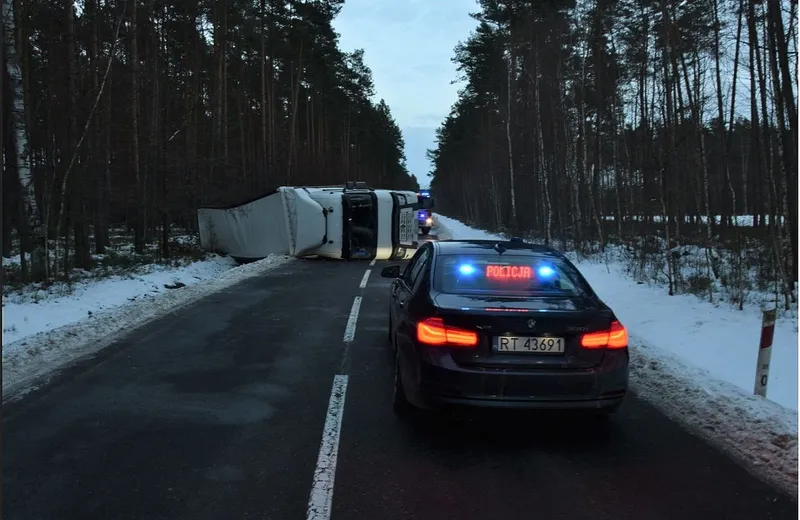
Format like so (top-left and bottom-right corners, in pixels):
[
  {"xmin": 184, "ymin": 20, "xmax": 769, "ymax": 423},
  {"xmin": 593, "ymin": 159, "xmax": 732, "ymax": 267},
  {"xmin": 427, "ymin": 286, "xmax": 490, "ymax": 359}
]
[{"xmin": 421, "ymin": 227, "xmax": 431, "ymax": 235}]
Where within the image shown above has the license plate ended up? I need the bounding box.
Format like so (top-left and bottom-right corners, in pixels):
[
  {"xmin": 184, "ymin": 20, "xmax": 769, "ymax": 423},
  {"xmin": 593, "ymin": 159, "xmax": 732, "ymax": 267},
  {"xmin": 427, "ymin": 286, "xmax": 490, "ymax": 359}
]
[{"xmin": 493, "ymin": 336, "xmax": 565, "ymax": 353}]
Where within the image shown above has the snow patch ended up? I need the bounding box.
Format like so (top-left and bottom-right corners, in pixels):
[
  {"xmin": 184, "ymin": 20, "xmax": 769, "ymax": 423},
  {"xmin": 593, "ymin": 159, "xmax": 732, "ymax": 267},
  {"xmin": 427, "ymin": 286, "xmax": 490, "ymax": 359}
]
[
  {"xmin": 2, "ymin": 254, "xmax": 238, "ymax": 343},
  {"xmin": 629, "ymin": 338, "xmax": 797, "ymax": 497},
  {"xmin": 2, "ymin": 254, "xmax": 293, "ymax": 401},
  {"xmin": 433, "ymin": 215, "xmax": 504, "ymax": 241}
]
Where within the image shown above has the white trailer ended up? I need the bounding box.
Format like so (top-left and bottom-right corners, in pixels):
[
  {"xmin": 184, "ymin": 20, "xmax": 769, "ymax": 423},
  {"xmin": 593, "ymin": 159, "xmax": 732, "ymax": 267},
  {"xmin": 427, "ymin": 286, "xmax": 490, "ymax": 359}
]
[{"xmin": 197, "ymin": 182, "xmax": 420, "ymax": 262}]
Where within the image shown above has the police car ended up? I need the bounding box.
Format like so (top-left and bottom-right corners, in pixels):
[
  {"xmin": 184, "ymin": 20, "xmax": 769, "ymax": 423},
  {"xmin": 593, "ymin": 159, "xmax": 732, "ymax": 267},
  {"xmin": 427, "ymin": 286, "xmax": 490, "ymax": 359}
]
[{"xmin": 417, "ymin": 190, "xmax": 435, "ymax": 235}]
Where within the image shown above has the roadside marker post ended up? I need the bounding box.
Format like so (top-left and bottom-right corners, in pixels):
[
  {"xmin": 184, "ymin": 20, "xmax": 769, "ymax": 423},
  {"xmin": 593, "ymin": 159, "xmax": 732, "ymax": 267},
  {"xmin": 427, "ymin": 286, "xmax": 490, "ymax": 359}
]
[{"xmin": 753, "ymin": 308, "xmax": 777, "ymax": 398}]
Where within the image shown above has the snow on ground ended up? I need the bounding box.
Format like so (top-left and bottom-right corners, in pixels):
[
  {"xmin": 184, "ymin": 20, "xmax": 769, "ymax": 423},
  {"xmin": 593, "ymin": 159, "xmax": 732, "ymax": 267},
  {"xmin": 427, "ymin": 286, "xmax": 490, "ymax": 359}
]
[
  {"xmin": 600, "ymin": 214, "xmax": 785, "ymax": 226},
  {"xmin": 434, "ymin": 213, "xmax": 799, "ymax": 497},
  {"xmin": 2, "ymin": 253, "xmax": 293, "ymax": 401},
  {"xmin": 2, "ymin": 255, "xmax": 238, "ymax": 344},
  {"xmin": 577, "ymin": 259, "xmax": 798, "ymax": 410}
]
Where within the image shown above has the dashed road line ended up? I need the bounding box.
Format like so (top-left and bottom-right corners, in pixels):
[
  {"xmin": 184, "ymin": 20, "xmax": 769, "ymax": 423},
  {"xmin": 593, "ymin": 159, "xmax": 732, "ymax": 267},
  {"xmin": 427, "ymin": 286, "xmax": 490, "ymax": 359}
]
[
  {"xmin": 342, "ymin": 296, "xmax": 361, "ymax": 343},
  {"xmin": 305, "ymin": 374, "xmax": 348, "ymax": 520},
  {"xmin": 359, "ymin": 269, "xmax": 371, "ymax": 289},
  {"xmin": 317, "ymin": 258, "xmax": 389, "ymax": 517}
]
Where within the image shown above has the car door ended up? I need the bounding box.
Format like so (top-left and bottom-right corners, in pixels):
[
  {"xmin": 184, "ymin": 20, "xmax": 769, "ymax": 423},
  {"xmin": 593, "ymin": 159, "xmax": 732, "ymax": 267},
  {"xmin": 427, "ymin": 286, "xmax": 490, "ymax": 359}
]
[{"xmin": 393, "ymin": 245, "xmax": 431, "ymax": 352}]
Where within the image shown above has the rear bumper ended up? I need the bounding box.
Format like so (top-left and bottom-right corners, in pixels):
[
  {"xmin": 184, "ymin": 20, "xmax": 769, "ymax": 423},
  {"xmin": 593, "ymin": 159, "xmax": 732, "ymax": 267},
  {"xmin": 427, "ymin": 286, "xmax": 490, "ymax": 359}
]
[{"xmin": 411, "ymin": 351, "xmax": 629, "ymax": 412}]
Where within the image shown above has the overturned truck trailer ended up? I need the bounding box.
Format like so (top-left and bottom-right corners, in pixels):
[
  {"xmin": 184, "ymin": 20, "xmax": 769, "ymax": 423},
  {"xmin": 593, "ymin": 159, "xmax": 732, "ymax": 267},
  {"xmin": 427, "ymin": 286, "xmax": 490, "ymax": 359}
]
[{"xmin": 197, "ymin": 182, "xmax": 420, "ymax": 262}]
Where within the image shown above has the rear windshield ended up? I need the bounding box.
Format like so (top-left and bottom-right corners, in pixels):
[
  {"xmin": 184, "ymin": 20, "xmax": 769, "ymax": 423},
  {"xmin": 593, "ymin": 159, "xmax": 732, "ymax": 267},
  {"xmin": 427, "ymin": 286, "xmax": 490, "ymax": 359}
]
[{"xmin": 433, "ymin": 254, "xmax": 589, "ymax": 297}]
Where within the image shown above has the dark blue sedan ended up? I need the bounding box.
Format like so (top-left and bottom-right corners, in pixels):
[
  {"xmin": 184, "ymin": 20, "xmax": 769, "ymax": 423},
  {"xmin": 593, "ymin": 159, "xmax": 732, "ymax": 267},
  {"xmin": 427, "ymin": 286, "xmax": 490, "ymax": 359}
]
[{"xmin": 380, "ymin": 238, "xmax": 629, "ymax": 417}]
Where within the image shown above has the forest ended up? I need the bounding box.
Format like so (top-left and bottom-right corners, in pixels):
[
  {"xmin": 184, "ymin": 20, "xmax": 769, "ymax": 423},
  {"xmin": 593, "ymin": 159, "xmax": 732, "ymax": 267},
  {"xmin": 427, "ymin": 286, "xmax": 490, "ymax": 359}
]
[
  {"xmin": 428, "ymin": 0, "xmax": 798, "ymax": 308},
  {"xmin": 2, "ymin": 0, "xmax": 418, "ymax": 282}
]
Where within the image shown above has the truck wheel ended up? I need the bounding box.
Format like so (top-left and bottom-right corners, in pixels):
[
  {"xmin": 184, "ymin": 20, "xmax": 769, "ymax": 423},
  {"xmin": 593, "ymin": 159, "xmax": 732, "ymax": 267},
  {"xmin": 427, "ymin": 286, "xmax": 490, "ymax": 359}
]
[{"xmin": 421, "ymin": 227, "xmax": 431, "ymax": 235}]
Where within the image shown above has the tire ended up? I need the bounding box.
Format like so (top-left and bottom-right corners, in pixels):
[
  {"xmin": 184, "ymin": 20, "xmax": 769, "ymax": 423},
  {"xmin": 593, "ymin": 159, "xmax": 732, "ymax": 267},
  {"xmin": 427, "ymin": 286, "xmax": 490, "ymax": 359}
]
[
  {"xmin": 392, "ymin": 349, "xmax": 412, "ymax": 415},
  {"xmin": 421, "ymin": 227, "xmax": 431, "ymax": 235}
]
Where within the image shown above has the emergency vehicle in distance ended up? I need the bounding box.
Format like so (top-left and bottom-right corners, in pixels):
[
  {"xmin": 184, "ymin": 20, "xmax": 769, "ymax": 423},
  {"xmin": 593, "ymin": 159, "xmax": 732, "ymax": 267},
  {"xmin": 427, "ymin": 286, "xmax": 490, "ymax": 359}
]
[{"xmin": 417, "ymin": 190, "xmax": 435, "ymax": 235}]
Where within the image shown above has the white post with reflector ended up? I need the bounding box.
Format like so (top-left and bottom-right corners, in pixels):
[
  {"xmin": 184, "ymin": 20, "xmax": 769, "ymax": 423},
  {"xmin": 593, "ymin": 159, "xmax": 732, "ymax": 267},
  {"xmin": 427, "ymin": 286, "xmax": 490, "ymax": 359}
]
[{"xmin": 753, "ymin": 308, "xmax": 777, "ymax": 398}]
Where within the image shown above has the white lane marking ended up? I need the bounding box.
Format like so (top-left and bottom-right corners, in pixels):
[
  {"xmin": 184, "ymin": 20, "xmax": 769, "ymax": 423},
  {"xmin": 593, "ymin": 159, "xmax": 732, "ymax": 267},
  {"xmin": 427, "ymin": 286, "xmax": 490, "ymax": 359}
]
[
  {"xmin": 306, "ymin": 374, "xmax": 348, "ymax": 520},
  {"xmin": 342, "ymin": 296, "xmax": 361, "ymax": 342},
  {"xmin": 359, "ymin": 269, "xmax": 371, "ymax": 289},
  {"xmin": 369, "ymin": 259, "xmax": 376, "ymax": 267}
]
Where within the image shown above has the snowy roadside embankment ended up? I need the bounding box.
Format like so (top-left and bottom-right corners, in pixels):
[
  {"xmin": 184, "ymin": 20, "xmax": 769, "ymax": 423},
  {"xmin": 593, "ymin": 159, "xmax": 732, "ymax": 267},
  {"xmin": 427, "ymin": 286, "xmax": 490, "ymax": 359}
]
[
  {"xmin": 3, "ymin": 254, "xmax": 238, "ymax": 344},
  {"xmin": 2, "ymin": 253, "xmax": 293, "ymax": 401},
  {"xmin": 433, "ymin": 213, "xmax": 798, "ymax": 497}
]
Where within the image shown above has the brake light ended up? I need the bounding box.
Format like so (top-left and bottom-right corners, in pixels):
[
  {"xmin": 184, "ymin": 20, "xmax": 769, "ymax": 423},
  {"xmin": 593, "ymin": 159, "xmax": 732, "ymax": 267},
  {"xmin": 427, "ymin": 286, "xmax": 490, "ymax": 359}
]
[
  {"xmin": 416, "ymin": 317, "xmax": 478, "ymax": 347},
  {"xmin": 580, "ymin": 321, "xmax": 628, "ymax": 349}
]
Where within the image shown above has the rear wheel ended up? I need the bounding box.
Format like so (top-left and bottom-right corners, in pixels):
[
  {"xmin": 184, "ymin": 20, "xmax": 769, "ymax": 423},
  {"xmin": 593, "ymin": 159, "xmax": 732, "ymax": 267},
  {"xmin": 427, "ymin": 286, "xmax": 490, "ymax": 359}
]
[
  {"xmin": 421, "ymin": 227, "xmax": 431, "ymax": 235},
  {"xmin": 392, "ymin": 349, "xmax": 412, "ymax": 414}
]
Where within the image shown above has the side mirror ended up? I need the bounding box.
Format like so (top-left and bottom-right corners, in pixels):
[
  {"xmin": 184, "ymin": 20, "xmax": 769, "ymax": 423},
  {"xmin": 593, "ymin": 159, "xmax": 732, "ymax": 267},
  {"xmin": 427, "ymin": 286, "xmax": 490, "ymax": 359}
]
[{"xmin": 381, "ymin": 265, "xmax": 400, "ymax": 278}]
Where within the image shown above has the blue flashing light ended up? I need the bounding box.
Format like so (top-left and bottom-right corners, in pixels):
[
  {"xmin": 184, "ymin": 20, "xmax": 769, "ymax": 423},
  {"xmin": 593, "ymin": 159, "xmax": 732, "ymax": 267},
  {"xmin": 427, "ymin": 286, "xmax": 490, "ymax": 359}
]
[
  {"xmin": 458, "ymin": 264, "xmax": 477, "ymax": 276},
  {"xmin": 537, "ymin": 265, "xmax": 556, "ymax": 278}
]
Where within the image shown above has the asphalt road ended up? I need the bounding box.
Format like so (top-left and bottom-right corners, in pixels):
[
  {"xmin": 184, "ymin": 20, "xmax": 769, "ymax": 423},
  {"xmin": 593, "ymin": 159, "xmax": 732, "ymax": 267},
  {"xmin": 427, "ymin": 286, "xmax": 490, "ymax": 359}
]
[{"xmin": 4, "ymin": 234, "xmax": 797, "ymax": 520}]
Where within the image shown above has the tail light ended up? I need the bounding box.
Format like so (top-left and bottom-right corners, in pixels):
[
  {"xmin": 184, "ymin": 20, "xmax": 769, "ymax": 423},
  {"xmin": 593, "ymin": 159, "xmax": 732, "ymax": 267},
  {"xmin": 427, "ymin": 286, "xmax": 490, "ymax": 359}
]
[
  {"xmin": 416, "ymin": 317, "xmax": 478, "ymax": 347},
  {"xmin": 580, "ymin": 321, "xmax": 628, "ymax": 349}
]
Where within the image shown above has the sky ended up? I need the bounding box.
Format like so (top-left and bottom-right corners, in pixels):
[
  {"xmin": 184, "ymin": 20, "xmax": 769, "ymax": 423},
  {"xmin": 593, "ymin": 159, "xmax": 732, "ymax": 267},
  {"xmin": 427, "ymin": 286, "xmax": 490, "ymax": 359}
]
[{"xmin": 333, "ymin": 0, "xmax": 480, "ymax": 189}]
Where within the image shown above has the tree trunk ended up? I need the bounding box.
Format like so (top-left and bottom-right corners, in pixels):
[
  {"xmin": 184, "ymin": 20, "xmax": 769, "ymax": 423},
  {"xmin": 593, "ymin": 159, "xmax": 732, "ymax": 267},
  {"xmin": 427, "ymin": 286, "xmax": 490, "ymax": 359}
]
[
  {"xmin": 131, "ymin": 0, "xmax": 145, "ymax": 253},
  {"xmin": 580, "ymin": 28, "xmax": 590, "ymax": 253},
  {"xmin": 712, "ymin": 0, "xmax": 736, "ymax": 222},
  {"xmin": 505, "ymin": 48, "xmax": 517, "ymax": 231},
  {"xmin": 260, "ymin": 0, "xmax": 268, "ymax": 187},
  {"xmin": 659, "ymin": 0, "xmax": 676, "ymax": 295},
  {"xmin": 267, "ymin": 0, "xmax": 276, "ymax": 181},
  {"xmin": 557, "ymin": 56, "xmax": 582, "ymax": 247},
  {"xmin": 158, "ymin": 0, "xmax": 169, "ymax": 259},
  {"xmin": 3, "ymin": 0, "xmax": 45, "ymax": 279},
  {"xmin": 222, "ymin": 2, "xmax": 228, "ymax": 168},
  {"xmin": 727, "ymin": 0, "xmax": 744, "ymax": 222},
  {"xmin": 65, "ymin": 0, "xmax": 91, "ymax": 270},
  {"xmin": 287, "ymin": 41, "xmax": 303, "ymax": 183},
  {"xmin": 102, "ymin": 71, "xmax": 112, "ymax": 250},
  {"xmin": 533, "ymin": 41, "xmax": 551, "ymax": 244},
  {"xmin": 91, "ymin": 0, "xmax": 109, "ymax": 253},
  {"xmin": 764, "ymin": 2, "xmax": 795, "ymax": 296},
  {"xmin": 747, "ymin": 0, "xmax": 762, "ymax": 228},
  {"xmin": 0, "ymin": 0, "xmax": 5, "ymax": 261},
  {"xmin": 766, "ymin": 0, "xmax": 797, "ymax": 283}
]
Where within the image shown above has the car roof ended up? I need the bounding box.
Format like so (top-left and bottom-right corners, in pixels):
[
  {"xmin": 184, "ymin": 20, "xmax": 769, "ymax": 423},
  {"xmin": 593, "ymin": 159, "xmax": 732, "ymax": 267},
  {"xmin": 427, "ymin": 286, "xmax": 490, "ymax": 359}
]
[{"xmin": 431, "ymin": 239, "xmax": 564, "ymax": 259}]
